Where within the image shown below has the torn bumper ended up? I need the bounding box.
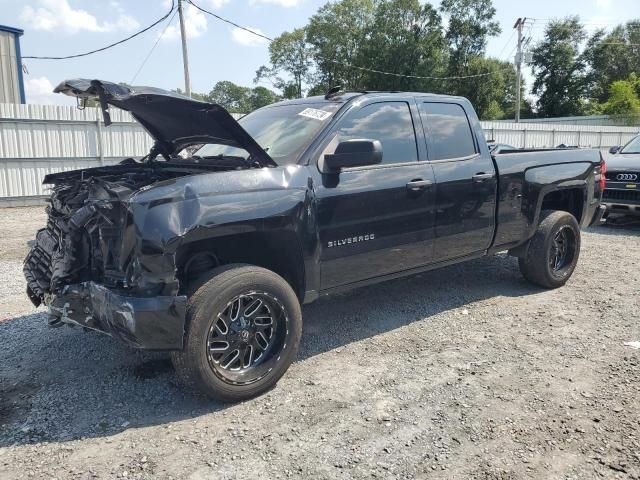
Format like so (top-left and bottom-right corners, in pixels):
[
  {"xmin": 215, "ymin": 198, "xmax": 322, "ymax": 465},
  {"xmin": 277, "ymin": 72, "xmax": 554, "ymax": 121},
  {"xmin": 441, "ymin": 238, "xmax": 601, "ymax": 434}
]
[{"xmin": 46, "ymin": 282, "xmax": 187, "ymax": 350}]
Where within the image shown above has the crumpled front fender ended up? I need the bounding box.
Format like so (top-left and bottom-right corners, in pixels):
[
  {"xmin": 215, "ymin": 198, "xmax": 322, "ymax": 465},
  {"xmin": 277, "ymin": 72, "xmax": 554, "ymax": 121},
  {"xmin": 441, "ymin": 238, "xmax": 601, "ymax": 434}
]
[{"xmin": 123, "ymin": 166, "xmax": 312, "ymax": 296}]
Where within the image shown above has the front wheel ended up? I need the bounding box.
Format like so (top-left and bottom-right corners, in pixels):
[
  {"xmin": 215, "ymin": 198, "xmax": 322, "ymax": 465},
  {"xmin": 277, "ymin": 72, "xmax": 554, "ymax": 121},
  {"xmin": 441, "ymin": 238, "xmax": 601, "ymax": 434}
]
[
  {"xmin": 518, "ymin": 210, "xmax": 581, "ymax": 289},
  {"xmin": 171, "ymin": 264, "xmax": 302, "ymax": 402}
]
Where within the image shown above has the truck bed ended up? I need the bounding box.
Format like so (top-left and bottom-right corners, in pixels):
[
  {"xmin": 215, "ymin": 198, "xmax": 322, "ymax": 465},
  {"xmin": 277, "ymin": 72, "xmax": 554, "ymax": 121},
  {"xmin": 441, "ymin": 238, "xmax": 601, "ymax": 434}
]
[{"xmin": 489, "ymin": 147, "xmax": 603, "ymax": 251}]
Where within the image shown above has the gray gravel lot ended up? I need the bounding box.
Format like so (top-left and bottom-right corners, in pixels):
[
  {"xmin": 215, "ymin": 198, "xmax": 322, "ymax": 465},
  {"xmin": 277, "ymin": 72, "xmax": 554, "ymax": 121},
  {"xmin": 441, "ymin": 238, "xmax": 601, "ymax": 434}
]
[{"xmin": 1, "ymin": 207, "xmax": 639, "ymax": 479}]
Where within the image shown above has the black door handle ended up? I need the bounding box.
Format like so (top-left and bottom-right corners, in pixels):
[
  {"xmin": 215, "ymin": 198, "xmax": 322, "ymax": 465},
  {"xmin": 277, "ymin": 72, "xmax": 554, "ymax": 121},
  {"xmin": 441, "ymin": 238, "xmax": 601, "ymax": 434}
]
[
  {"xmin": 472, "ymin": 172, "xmax": 494, "ymax": 182},
  {"xmin": 406, "ymin": 179, "xmax": 433, "ymax": 190}
]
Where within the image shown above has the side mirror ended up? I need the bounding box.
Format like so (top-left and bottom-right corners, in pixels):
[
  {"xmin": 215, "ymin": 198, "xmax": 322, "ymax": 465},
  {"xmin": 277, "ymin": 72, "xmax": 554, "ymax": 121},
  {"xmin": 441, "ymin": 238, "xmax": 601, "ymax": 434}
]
[
  {"xmin": 324, "ymin": 139, "xmax": 382, "ymax": 172},
  {"xmin": 609, "ymin": 146, "xmax": 620, "ymax": 154}
]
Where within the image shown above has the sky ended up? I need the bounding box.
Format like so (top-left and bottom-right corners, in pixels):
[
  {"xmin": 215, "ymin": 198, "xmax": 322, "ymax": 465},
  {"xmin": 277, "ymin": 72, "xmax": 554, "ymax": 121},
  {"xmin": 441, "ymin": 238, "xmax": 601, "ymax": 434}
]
[{"xmin": 2, "ymin": 0, "xmax": 639, "ymax": 106}]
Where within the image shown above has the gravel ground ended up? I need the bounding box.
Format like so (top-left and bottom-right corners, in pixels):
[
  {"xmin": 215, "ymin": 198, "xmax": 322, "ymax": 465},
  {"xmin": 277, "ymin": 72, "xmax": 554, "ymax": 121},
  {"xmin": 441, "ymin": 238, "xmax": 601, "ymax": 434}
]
[{"xmin": 1, "ymin": 207, "xmax": 639, "ymax": 479}]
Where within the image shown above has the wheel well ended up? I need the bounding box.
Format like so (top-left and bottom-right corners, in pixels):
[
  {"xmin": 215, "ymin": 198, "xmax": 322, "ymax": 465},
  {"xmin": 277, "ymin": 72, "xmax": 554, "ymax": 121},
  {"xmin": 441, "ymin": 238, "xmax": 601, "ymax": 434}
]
[
  {"xmin": 175, "ymin": 231, "xmax": 305, "ymax": 301},
  {"xmin": 540, "ymin": 188, "xmax": 584, "ymax": 223}
]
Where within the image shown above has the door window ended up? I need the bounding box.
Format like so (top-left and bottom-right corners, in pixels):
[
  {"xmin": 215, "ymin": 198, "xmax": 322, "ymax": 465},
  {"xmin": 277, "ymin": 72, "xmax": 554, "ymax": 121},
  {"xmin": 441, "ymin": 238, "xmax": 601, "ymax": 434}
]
[
  {"xmin": 325, "ymin": 102, "xmax": 418, "ymax": 165},
  {"xmin": 420, "ymin": 103, "xmax": 476, "ymax": 160}
]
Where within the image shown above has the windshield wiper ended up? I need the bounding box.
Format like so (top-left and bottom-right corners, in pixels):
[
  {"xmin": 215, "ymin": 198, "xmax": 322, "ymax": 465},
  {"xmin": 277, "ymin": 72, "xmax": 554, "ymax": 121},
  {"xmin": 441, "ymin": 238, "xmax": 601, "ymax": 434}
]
[{"xmin": 191, "ymin": 154, "xmax": 259, "ymax": 168}]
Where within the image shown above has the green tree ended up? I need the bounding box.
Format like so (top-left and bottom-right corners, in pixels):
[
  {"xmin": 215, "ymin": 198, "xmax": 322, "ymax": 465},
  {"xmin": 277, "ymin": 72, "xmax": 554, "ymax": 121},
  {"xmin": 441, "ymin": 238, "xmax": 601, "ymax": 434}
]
[
  {"xmin": 306, "ymin": 0, "xmax": 377, "ymax": 90},
  {"xmin": 484, "ymin": 100, "xmax": 504, "ymax": 120},
  {"xmin": 531, "ymin": 17, "xmax": 587, "ymax": 117},
  {"xmin": 306, "ymin": 84, "xmax": 327, "ymax": 97},
  {"xmin": 255, "ymin": 28, "xmax": 314, "ymax": 98},
  {"xmin": 451, "ymin": 56, "xmax": 517, "ymax": 119},
  {"xmin": 583, "ymin": 20, "xmax": 640, "ymax": 103},
  {"xmin": 248, "ymin": 86, "xmax": 278, "ymax": 111},
  {"xmin": 601, "ymin": 73, "xmax": 640, "ymax": 124},
  {"xmin": 177, "ymin": 81, "xmax": 279, "ymax": 113},
  {"xmin": 254, "ymin": 0, "xmax": 536, "ymax": 117},
  {"xmin": 437, "ymin": 0, "xmax": 502, "ymax": 114},
  {"xmin": 440, "ymin": 0, "xmax": 501, "ymax": 73},
  {"xmin": 207, "ymin": 81, "xmax": 251, "ymax": 112},
  {"xmin": 173, "ymin": 87, "xmax": 209, "ymax": 102},
  {"xmin": 360, "ymin": 0, "xmax": 447, "ymax": 92}
]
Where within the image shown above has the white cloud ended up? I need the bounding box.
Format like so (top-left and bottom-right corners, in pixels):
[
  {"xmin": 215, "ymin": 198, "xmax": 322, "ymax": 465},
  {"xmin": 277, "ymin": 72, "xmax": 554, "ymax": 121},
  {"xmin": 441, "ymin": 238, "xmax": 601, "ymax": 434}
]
[
  {"xmin": 594, "ymin": 0, "xmax": 613, "ymax": 9},
  {"xmin": 251, "ymin": 0, "xmax": 302, "ymax": 6},
  {"xmin": 163, "ymin": 4, "xmax": 208, "ymax": 40},
  {"xmin": 162, "ymin": 0, "xmax": 228, "ymax": 10},
  {"xmin": 19, "ymin": 0, "xmax": 140, "ymax": 35},
  {"xmin": 585, "ymin": 14, "xmax": 616, "ymax": 33},
  {"xmin": 231, "ymin": 26, "xmax": 268, "ymax": 46},
  {"xmin": 162, "ymin": 0, "xmax": 231, "ymax": 10},
  {"xmin": 24, "ymin": 76, "xmax": 66, "ymax": 105},
  {"xmin": 104, "ymin": 14, "xmax": 140, "ymax": 32}
]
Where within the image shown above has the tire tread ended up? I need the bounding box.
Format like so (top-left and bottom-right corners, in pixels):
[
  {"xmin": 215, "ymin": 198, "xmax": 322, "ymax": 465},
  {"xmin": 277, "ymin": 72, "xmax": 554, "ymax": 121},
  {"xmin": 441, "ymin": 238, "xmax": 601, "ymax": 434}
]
[
  {"xmin": 518, "ymin": 210, "xmax": 580, "ymax": 289},
  {"xmin": 171, "ymin": 264, "xmax": 302, "ymax": 402}
]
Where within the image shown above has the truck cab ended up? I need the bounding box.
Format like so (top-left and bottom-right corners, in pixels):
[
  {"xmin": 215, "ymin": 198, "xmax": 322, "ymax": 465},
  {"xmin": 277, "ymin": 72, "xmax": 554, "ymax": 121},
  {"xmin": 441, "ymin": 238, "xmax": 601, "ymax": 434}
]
[{"xmin": 300, "ymin": 93, "xmax": 498, "ymax": 292}]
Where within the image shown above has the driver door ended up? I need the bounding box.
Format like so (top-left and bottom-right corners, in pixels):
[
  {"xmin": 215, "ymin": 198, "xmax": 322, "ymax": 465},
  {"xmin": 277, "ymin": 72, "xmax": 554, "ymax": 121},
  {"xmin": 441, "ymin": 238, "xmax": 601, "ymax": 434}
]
[{"xmin": 314, "ymin": 100, "xmax": 437, "ymax": 290}]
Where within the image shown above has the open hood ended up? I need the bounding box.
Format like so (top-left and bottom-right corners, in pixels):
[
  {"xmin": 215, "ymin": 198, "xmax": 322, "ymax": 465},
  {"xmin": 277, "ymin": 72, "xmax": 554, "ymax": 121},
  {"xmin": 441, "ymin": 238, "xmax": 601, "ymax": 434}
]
[{"xmin": 54, "ymin": 79, "xmax": 276, "ymax": 167}]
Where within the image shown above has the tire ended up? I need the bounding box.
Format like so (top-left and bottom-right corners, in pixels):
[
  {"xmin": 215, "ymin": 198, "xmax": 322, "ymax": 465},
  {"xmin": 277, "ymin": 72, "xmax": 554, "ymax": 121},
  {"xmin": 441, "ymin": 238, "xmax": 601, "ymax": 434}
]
[
  {"xmin": 171, "ymin": 264, "xmax": 302, "ymax": 402},
  {"xmin": 518, "ymin": 210, "xmax": 581, "ymax": 289}
]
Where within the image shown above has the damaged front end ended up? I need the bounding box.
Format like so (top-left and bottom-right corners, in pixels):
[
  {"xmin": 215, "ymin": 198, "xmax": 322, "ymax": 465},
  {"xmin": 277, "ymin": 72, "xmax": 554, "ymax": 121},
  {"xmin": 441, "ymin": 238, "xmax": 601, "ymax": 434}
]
[
  {"xmin": 24, "ymin": 78, "xmax": 277, "ymax": 350},
  {"xmin": 24, "ymin": 164, "xmax": 189, "ymax": 349}
]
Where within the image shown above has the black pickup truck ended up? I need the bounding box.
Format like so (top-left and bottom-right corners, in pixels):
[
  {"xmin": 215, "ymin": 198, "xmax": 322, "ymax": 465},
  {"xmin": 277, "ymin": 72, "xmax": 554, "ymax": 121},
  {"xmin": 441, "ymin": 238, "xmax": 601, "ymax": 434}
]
[{"xmin": 24, "ymin": 79, "xmax": 606, "ymax": 401}]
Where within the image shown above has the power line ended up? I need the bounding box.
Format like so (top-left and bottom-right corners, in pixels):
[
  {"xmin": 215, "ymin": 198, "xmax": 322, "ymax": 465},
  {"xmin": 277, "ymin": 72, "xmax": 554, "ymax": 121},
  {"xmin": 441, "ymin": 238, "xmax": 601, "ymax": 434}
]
[
  {"xmin": 526, "ymin": 25, "xmax": 640, "ymax": 47},
  {"xmin": 529, "ymin": 21, "xmax": 640, "ymax": 32},
  {"xmin": 495, "ymin": 29, "xmax": 517, "ymax": 58},
  {"xmin": 130, "ymin": 9, "xmax": 178, "ymax": 84},
  {"xmin": 521, "ymin": 20, "xmax": 640, "ymax": 48},
  {"xmin": 186, "ymin": 0, "xmax": 273, "ymax": 42},
  {"xmin": 530, "ymin": 18, "xmax": 640, "ymax": 27},
  {"xmin": 599, "ymin": 42, "xmax": 640, "ymax": 46},
  {"xmin": 23, "ymin": 1, "xmax": 176, "ymax": 60},
  {"xmin": 324, "ymin": 61, "xmax": 515, "ymax": 80},
  {"xmin": 19, "ymin": 0, "xmax": 521, "ymax": 82}
]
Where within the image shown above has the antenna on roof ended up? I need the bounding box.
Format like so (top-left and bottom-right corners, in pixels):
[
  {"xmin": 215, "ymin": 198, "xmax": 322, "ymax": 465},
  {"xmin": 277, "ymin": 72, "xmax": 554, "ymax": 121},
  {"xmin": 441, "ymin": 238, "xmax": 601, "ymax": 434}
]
[{"xmin": 325, "ymin": 85, "xmax": 342, "ymax": 99}]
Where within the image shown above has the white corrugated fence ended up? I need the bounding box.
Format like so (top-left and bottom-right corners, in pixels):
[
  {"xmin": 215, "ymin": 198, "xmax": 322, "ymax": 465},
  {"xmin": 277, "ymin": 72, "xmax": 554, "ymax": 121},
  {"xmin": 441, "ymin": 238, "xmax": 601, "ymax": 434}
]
[
  {"xmin": 482, "ymin": 120, "xmax": 638, "ymax": 151},
  {"xmin": 0, "ymin": 103, "xmax": 152, "ymax": 206},
  {"xmin": 1, "ymin": 103, "xmax": 638, "ymax": 206}
]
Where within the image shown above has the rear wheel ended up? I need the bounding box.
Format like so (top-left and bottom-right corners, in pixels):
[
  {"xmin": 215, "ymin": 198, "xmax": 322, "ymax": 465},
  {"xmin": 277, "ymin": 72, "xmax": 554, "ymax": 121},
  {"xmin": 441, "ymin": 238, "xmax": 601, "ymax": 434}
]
[
  {"xmin": 171, "ymin": 264, "xmax": 302, "ymax": 402},
  {"xmin": 518, "ymin": 210, "xmax": 581, "ymax": 289}
]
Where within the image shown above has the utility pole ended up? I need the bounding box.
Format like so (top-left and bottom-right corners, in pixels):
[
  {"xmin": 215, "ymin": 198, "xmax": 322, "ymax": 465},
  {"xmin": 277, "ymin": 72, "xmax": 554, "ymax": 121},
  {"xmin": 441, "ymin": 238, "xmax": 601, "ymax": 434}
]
[
  {"xmin": 513, "ymin": 17, "xmax": 527, "ymax": 123},
  {"xmin": 178, "ymin": 0, "xmax": 191, "ymax": 97}
]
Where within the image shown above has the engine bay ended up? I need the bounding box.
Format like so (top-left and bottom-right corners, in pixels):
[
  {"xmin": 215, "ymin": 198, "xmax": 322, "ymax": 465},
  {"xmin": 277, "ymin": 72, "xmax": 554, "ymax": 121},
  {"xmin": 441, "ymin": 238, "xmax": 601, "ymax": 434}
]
[{"xmin": 23, "ymin": 160, "xmax": 246, "ymax": 306}]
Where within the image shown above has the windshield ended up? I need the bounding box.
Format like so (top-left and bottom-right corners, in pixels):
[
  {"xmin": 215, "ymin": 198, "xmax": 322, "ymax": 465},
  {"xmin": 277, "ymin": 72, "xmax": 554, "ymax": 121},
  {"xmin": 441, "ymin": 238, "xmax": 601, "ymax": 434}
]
[
  {"xmin": 195, "ymin": 103, "xmax": 341, "ymax": 165},
  {"xmin": 620, "ymin": 135, "xmax": 640, "ymax": 154}
]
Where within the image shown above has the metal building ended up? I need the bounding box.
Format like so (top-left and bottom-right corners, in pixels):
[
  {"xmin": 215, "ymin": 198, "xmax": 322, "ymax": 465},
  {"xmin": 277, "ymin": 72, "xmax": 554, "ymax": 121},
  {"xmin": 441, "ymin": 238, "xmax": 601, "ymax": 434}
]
[{"xmin": 0, "ymin": 24, "xmax": 25, "ymax": 104}]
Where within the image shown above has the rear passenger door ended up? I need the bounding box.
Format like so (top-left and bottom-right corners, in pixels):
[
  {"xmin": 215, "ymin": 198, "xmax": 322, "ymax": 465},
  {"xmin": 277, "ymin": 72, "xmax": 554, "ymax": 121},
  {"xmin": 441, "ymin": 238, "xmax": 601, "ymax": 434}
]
[
  {"xmin": 418, "ymin": 101, "xmax": 497, "ymax": 260},
  {"xmin": 315, "ymin": 100, "xmax": 437, "ymax": 290}
]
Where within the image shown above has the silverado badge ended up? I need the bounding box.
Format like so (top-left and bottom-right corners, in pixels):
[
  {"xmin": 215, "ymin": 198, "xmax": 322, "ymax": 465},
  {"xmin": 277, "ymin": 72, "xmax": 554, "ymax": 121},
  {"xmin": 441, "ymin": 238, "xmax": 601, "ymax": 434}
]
[{"xmin": 327, "ymin": 234, "xmax": 375, "ymax": 248}]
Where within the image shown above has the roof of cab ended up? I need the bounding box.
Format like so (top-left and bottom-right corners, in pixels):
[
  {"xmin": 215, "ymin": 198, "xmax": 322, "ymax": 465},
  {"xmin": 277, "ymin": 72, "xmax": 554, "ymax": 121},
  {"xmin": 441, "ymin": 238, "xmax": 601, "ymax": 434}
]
[
  {"xmin": 270, "ymin": 90, "xmax": 469, "ymax": 107},
  {"xmin": 272, "ymin": 92, "xmax": 363, "ymax": 106}
]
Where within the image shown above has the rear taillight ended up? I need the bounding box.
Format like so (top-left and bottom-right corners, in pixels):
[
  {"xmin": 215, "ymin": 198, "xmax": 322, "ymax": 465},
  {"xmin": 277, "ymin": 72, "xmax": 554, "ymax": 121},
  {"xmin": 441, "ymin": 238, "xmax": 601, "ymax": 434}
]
[{"xmin": 600, "ymin": 157, "xmax": 606, "ymax": 191}]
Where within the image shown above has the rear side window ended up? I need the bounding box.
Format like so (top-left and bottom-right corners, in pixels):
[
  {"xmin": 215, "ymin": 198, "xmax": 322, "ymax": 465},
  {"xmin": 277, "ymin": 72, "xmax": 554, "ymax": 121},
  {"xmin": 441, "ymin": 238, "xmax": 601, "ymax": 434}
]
[
  {"xmin": 328, "ymin": 101, "xmax": 418, "ymax": 165},
  {"xmin": 420, "ymin": 102, "xmax": 476, "ymax": 160}
]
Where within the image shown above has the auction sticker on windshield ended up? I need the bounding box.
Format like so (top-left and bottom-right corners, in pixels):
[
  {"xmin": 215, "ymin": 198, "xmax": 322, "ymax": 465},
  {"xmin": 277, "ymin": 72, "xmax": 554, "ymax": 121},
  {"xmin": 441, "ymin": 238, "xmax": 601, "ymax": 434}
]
[{"xmin": 298, "ymin": 108, "xmax": 332, "ymax": 121}]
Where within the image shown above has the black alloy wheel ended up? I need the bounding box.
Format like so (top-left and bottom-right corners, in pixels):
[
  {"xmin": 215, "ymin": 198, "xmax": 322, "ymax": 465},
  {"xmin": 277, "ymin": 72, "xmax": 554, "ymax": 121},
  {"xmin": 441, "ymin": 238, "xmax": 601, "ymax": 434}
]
[
  {"xmin": 518, "ymin": 210, "xmax": 581, "ymax": 289},
  {"xmin": 207, "ymin": 291, "xmax": 287, "ymax": 385},
  {"xmin": 171, "ymin": 264, "xmax": 302, "ymax": 402},
  {"xmin": 549, "ymin": 225, "xmax": 576, "ymax": 274}
]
